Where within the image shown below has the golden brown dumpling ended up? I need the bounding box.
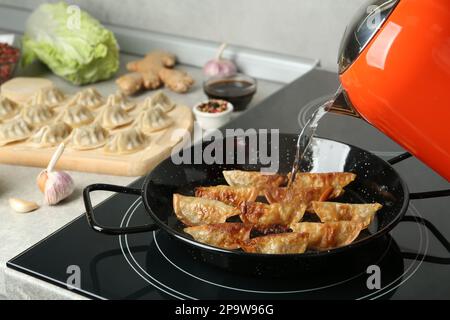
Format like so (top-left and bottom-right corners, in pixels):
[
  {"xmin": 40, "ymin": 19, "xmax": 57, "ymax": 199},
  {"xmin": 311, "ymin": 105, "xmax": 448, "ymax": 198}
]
[
  {"xmin": 222, "ymin": 170, "xmax": 287, "ymax": 195},
  {"xmin": 57, "ymin": 103, "xmax": 94, "ymax": 128},
  {"xmin": 103, "ymin": 127, "xmax": 149, "ymax": 154},
  {"xmin": 312, "ymin": 201, "xmax": 382, "ymax": 229},
  {"xmin": 0, "ymin": 118, "xmax": 33, "ymax": 146},
  {"xmin": 240, "ymin": 233, "xmax": 309, "ymax": 254},
  {"xmin": 67, "ymin": 122, "xmax": 109, "ymax": 150},
  {"xmin": 195, "ymin": 185, "xmax": 258, "ymax": 208},
  {"xmin": 28, "ymin": 122, "xmax": 72, "ymax": 148},
  {"xmin": 264, "ymin": 186, "xmax": 333, "ymax": 211},
  {"xmin": 184, "ymin": 223, "xmax": 252, "ymax": 250},
  {"xmin": 67, "ymin": 88, "xmax": 104, "ymax": 110},
  {"xmin": 0, "ymin": 96, "xmax": 19, "ymax": 121},
  {"xmin": 27, "ymin": 87, "xmax": 66, "ymax": 109},
  {"xmin": 172, "ymin": 194, "xmax": 240, "ymax": 226},
  {"xmin": 20, "ymin": 103, "xmax": 54, "ymax": 128},
  {"xmin": 290, "ymin": 172, "xmax": 356, "ymax": 197},
  {"xmin": 95, "ymin": 100, "xmax": 133, "ymax": 130},
  {"xmin": 240, "ymin": 201, "xmax": 306, "ymax": 226},
  {"xmin": 290, "ymin": 221, "xmax": 362, "ymax": 251},
  {"xmin": 134, "ymin": 106, "xmax": 173, "ymax": 134}
]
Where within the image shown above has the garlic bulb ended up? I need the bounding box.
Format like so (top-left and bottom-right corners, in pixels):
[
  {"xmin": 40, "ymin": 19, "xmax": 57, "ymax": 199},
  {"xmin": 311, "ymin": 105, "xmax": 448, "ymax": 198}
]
[
  {"xmin": 203, "ymin": 43, "xmax": 237, "ymax": 77},
  {"xmin": 36, "ymin": 143, "xmax": 75, "ymax": 205}
]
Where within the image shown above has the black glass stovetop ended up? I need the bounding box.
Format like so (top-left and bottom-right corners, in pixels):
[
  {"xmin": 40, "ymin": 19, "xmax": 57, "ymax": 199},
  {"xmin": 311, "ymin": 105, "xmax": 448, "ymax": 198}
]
[{"xmin": 7, "ymin": 70, "xmax": 450, "ymax": 299}]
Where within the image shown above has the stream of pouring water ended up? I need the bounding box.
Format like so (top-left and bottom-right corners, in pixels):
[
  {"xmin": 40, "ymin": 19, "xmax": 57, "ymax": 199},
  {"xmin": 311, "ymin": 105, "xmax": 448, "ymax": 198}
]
[{"xmin": 288, "ymin": 86, "xmax": 343, "ymax": 187}]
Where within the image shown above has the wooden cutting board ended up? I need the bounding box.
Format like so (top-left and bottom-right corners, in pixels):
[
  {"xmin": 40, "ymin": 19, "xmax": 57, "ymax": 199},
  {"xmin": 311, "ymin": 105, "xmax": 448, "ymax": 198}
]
[{"xmin": 0, "ymin": 105, "xmax": 194, "ymax": 176}]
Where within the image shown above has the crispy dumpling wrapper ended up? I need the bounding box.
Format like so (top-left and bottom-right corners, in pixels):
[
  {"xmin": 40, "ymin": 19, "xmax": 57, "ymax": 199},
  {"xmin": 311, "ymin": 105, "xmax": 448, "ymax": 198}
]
[
  {"xmin": 195, "ymin": 185, "xmax": 258, "ymax": 208},
  {"xmin": 240, "ymin": 201, "xmax": 306, "ymax": 226},
  {"xmin": 264, "ymin": 186, "xmax": 334, "ymax": 211},
  {"xmin": 290, "ymin": 172, "xmax": 356, "ymax": 197},
  {"xmin": 290, "ymin": 221, "xmax": 362, "ymax": 250},
  {"xmin": 312, "ymin": 201, "xmax": 382, "ymax": 229},
  {"xmin": 240, "ymin": 232, "xmax": 309, "ymax": 254},
  {"xmin": 173, "ymin": 194, "xmax": 240, "ymax": 226},
  {"xmin": 184, "ymin": 223, "xmax": 252, "ymax": 250},
  {"xmin": 222, "ymin": 170, "xmax": 286, "ymax": 195}
]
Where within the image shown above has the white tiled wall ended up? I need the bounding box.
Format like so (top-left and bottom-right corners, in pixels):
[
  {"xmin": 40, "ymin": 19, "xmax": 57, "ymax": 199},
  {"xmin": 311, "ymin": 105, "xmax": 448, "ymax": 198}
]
[{"xmin": 0, "ymin": 0, "xmax": 368, "ymax": 72}]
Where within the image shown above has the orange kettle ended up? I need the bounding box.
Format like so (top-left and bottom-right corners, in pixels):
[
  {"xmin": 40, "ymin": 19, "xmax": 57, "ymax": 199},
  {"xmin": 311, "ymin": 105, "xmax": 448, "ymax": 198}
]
[{"xmin": 330, "ymin": 0, "xmax": 450, "ymax": 181}]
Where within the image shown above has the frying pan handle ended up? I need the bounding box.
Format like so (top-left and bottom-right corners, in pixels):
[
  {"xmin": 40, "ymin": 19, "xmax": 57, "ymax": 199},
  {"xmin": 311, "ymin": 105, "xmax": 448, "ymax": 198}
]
[
  {"xmin": 83, "ymin": 184, "xmax": 159, "ymax": 235},
  {"xmin": 400, "ymin": 216, "xmax": 450, "ymax": 264},
  {"xmin": 388, "ymin": 152, "xmax": 450, "ymax": 199}
]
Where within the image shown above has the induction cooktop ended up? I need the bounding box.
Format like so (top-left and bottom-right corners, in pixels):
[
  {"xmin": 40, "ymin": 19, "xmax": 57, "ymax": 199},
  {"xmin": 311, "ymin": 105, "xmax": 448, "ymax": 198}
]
[{"xmin": 7, "ymin": 70, "xmax": 450, "ymax": 300}]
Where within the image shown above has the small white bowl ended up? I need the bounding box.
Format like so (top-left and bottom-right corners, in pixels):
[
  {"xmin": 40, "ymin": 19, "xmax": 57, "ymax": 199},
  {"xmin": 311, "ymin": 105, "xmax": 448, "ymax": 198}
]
[{"xmin": 193, "ymin": 100, "xmax": 234, "ymax": 130}]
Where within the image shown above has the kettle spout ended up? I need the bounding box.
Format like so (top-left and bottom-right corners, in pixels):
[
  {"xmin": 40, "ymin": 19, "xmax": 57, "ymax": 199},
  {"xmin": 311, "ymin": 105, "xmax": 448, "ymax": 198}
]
[{"xmin": 328, "ymin": 89, "xmax": 361, "ymax": 118}]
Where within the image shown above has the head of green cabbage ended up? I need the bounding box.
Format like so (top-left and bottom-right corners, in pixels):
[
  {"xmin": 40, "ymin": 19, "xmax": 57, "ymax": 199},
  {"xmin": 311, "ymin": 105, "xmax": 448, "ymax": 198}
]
[{"xmin": 22, "ymin": 1, "xmax": 119, "ymax": 85}]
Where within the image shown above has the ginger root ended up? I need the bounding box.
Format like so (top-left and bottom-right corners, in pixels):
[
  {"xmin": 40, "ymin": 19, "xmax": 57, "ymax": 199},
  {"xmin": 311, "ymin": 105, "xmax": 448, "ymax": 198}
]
[{"xmin": 116, "ymin": 50, "xmax": 194, "ymax": 95}]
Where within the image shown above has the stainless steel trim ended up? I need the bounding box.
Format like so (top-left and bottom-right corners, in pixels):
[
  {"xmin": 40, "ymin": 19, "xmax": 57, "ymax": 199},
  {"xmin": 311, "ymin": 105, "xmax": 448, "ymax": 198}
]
[{"xmin": 338, "ymin": 0, "xmax": 400, "ymax": 74}]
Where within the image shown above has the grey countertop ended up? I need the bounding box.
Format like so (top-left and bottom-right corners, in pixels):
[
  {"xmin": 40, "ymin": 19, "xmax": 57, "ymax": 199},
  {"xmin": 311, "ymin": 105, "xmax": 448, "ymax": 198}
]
[{"xmin": 0, "ymin": 54, "xmax": 282, "ymax": 299}]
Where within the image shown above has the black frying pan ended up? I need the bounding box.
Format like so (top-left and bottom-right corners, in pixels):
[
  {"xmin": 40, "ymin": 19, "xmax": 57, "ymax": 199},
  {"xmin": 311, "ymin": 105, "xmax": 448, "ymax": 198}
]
[{"xmin": 83, "ymin": 134, "xmax": 449, "ymax": 276}]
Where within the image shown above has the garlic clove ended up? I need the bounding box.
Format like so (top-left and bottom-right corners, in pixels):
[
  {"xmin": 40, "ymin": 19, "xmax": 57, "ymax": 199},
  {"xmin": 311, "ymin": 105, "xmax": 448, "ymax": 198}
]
[
  {"xmin": 37, "ymin": 170, "xmax": 48, "ymax": 193},
  {"xmin": 9, "ymin": 197, "xmax": 39, "ymax": 213},
  {"xmin": 44, "ymin": 171, "xmax": 75, "ymax": 205}
]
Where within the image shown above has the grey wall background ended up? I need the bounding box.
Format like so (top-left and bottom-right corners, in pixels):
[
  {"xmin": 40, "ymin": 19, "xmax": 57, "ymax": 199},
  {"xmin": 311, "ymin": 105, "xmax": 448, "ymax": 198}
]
[{"xmin": 0, "ymin": 0, "xmax": 368, "ymax": 72}]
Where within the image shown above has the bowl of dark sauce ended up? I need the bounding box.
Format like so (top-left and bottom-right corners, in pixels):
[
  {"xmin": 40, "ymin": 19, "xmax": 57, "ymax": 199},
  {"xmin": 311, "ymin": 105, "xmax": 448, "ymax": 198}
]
[{"xmin": 203, "ymin": 73, "xmax": 257, "ymax": 111}]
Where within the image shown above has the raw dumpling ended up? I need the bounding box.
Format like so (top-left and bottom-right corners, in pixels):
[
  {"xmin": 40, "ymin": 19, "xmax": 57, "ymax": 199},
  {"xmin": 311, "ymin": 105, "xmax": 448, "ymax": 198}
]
[
  {"xmin": 223, "ymin": 170, "xmax": 287, "ymax": 195},
  {"xmin": 20, "ymin": 103, "xmax": 54, "ymax": 128},
  {"xmin": 134, "ymin": 106, "xmax": 173, "ymax": 134},
  {"xmin": 290, "ymin": 221, "xmax": 362, "ymax": 250},
  {"xmin": 172, "ymin": 194, "xmax": 240, "ymax": 226},
  {"xmin": 67, "ymin": 122, "xmax": 109, "ymax": 150},
  {"xmin": 240, "ymin": 233, "xmax": 309, "ymax": 254},
  {"xmin": 264, "ymin": 186, "xmax": 334, "ymax": 212},
  {"xmin": 103, "ymin": 92, "xmax": 136, "ymax": 112},
  {"xmin": 195, "ymin": 185, "xmax": 258, "ymax": 208},
  {"xmin": 240, "ymin": 201, "xmax": 306, "ymax": 226},
  {"xmin": 57, "ymin": 104, "xmax": 94, "ymax": 128},
  {"xmin": 0, "ymin": 96, "xmax": 19, "ymax": 121},
  {"xmin": 141, "ymin": 91, "xmax": 175, "ymax": 113},
  {"xmin": 27, "ymin": 87, "xmax": 66, "ymax": 109},
  {"xmin": 103, "ymin": 127, "xmax": 149, "ymax": 154},
  {"xmin": 95, "ymin": 100, "xmax": 133, "ymax": 130},
  {"xmin": 290, "ymin": 172, "xmax": 356, "ymax": 197},
  {"xmin": 312, "ymin": 201, "xmax": 383, "ymax": 229},
  {"xmin": 28, "ymin": 122, "xmax": 72, "ymax": 148},
  {"xmin": 67, "ymin": 88, "xmax": 104, "ymax": 110},
  {"xmin": 184, "ymin": 223, "xmax": 252, "ymax": 250},
  {"xmin": 0, "ymin": 118, "xmax": 33, "ymax": 146}
]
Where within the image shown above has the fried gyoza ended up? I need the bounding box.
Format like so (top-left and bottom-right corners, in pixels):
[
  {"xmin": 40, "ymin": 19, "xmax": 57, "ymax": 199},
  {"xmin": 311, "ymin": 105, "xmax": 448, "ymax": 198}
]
[
  {"xmin": 184, "ymin": 223, "xmax": 252, "ymax": 250},
  {"xmin": 172, "ymin": 194, "xmax": 240, "ymax": 226},
  {"xmin": 240, "ymin": 202, "xmax": 306, "ymax": 226},
  {"xmin": 264, "ymin": 186, "xmax": 334, "ymax": 211},
  {"xmin": 290, "ymin": 221, "xmax": 362, "ymax": 251},
  {"xmin": 222, "ymin": 170, "xmax": 286, "ymax": 195},
  {"xmin": 195, "ymin": 185, "xmax": 258, "ymax": 208},
  {"xmin": 312, "ymin": 201, "xmax": 382, "ymax": 229},
  {"xmin": 240, "ymin": 232, "xmax": 309, "ymax": 254},
  {"xmin": 290, "ymin": 172, "xmax": 356, "ymax": 198}
]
